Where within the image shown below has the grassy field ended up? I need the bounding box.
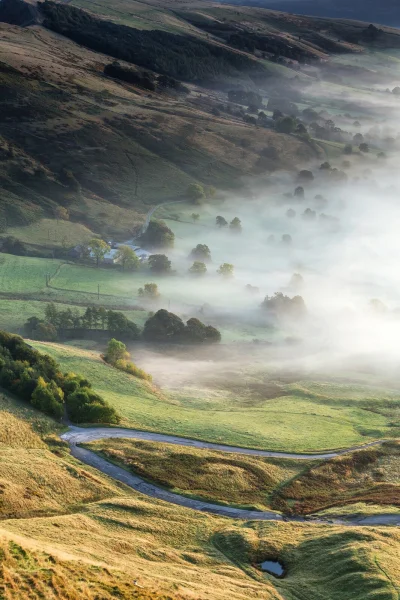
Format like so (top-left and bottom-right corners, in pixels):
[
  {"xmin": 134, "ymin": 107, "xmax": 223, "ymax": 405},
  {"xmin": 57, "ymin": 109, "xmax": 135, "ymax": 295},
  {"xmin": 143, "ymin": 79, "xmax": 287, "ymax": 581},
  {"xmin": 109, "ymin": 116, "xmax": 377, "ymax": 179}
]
[
  {"xmin": 0, "ymin": 384, "xmax": 398, "ymax": 598},
  {"xmin": 1, "ymin": 497, "xmax": 399, "ymax": 600},
  {"xmin": 273, "ymin": 441, "xmax": 400, "ymax": 515},
  {"xmin": 84, "ymin": 437, "xmax": 314, "ymax": 510},
  {"xmin": 2, "ymin": 218, "xmax": 96, "ymax": 250},
  {"xmin": 30, "ymin": 342, "xmax": 399, "ymax": 452}
]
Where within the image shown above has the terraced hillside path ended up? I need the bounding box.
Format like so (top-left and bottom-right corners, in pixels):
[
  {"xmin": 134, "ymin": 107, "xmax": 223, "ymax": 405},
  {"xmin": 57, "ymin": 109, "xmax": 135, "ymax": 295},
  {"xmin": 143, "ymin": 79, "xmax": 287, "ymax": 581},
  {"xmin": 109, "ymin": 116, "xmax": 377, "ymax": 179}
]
[{"xmin": 61, "ymin": 426, "xmax": 400, "ymax": 526}]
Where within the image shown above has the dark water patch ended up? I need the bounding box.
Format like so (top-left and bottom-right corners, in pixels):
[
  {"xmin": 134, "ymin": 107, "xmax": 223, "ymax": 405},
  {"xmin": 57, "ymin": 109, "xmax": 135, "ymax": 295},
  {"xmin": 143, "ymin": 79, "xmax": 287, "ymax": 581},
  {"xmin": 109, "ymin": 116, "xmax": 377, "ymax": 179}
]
[{"xmin": 260, "ymin": 560, "xmax": 285, "ymax": 577}]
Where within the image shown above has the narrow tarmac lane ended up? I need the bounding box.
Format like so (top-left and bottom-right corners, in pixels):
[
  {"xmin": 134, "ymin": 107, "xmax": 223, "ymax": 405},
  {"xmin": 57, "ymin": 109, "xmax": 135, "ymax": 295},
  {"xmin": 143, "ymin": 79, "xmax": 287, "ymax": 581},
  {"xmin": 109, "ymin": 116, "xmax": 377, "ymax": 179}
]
[{"xmin": 62, "ymin": 426, "xmax": 400, "ymax": 526}]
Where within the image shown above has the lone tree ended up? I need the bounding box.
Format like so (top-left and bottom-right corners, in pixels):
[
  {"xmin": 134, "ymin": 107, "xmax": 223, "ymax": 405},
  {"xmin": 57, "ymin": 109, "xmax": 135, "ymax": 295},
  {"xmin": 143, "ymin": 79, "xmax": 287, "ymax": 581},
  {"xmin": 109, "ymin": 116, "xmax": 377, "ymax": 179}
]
[
  {"xmin": 148, "ymin": 254, "xmax": 171, "ymax": 273},
  {"xmin": 138, "ymin": 283, "xmax": 160, "ymax": 298},
  {"xmin": 191, "ymin": 213, "xmax": 200, "ymax": 223},
  {"xmin": 187, "ymin": 183, "xmax": 206, "ymax": 204},
  {"xmin": 282, "ymin": 234, "xmax": 292, "ymax": 245},
  {"xmin": 190, "ymin": 244, "xmax": 211, "ymax": 262},
  {"xmin": 217, "ymin": 263, "xmax": 234, "ymax": 277},
  {"xmin": 54, "ymin": 206, "xmax": 69, "ymax": 222},
  {"xmin": 275, "ymin": 116, "xmax": 296, "ymax": 134},
  {"xmin": 105, "ymin": 338, "xmax": 129, "ymax": 364},
  {"xmin": 115, "ymin": 245, "xmax": 140, "ymax": 271},
  {"xmin": 286, "ymin": 208, "xmax": 296, "ymax": 219},
  {"xmin": 229, "ymin": 217, "xmax": 242, "ymax": 233},
  {"xmin": 140, "ymin": 220, "xmax": 174, "ymax": 249},
  {"xmin": 294, "ymin": 186, "xmax": 305, "ymax": 199},
  {"xmin": 216, "ymin": 216, "xmax": 228, "ymax": 228},
  {"xmin": 344, "ymin": 144, "xmax": 353, "ymax": 155},
  {"xmin": 189, "ymin": 261, "xmax": 207, "ymax": 276},
  {"xmin": 359, "ymin": 143, "xmax": 370, "ymax": 153},
  {"xmin": 88, "ymin": 239, "xmax": 110, "ymax": 267}
]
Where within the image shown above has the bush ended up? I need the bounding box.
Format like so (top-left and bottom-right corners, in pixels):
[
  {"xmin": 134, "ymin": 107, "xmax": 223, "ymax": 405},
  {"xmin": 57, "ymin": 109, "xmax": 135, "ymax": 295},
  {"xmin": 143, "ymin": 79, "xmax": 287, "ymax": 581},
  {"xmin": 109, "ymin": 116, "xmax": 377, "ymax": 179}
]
[{"xmin": 67, "ymin": 387, "xmax": 119, "ymax": 424}]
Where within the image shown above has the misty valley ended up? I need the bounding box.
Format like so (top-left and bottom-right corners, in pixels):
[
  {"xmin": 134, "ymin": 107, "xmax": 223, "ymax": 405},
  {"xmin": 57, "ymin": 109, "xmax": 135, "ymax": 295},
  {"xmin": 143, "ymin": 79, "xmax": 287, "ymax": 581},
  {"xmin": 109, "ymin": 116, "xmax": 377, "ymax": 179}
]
[{"xmin": 0, "ymin": 0, "xmax": 399, "ymax": 598}]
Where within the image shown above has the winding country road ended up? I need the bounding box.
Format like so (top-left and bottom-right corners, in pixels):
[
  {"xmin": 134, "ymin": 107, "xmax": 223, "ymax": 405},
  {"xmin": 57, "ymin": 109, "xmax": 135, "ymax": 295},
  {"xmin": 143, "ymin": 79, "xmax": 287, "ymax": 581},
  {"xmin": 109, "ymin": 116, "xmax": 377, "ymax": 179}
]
[{"xmin": 61, "ymin": 426, "xmax": 400, "ymax": 526}]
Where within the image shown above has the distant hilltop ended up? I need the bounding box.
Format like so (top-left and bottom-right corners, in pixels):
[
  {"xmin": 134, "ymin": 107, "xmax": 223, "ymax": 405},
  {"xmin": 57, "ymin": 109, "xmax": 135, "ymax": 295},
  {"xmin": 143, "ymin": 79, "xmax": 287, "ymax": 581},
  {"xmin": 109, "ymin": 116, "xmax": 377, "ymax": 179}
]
[{"xmin": 215, "ymin": 0, "xmax": 400, "ymax": 27}]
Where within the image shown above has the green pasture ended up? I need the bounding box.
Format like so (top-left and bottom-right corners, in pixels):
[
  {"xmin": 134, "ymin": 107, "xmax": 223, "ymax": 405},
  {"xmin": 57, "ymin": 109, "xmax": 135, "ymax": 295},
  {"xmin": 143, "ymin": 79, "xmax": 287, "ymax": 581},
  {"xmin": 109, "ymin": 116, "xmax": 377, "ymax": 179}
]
[{"xmin": 32, "ymin": 342, "xmax": 399, "ymax": 452}]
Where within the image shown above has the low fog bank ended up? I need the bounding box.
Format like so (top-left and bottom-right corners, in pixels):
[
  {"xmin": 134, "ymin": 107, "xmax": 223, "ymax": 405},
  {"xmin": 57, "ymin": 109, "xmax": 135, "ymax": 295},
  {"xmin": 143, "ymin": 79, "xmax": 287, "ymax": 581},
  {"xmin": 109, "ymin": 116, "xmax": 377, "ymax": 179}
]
[{"xmin": 134, "ymin": 61, "xmax": 400, "ymax": 384}]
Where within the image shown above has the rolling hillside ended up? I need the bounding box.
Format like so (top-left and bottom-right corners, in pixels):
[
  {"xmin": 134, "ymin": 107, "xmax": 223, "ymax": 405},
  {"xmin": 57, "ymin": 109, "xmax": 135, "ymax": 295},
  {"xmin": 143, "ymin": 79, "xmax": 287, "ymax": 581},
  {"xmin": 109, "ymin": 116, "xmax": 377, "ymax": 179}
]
[{"xmin": 213, "ymin": 0, "xmax": 400, "ymax": 28}]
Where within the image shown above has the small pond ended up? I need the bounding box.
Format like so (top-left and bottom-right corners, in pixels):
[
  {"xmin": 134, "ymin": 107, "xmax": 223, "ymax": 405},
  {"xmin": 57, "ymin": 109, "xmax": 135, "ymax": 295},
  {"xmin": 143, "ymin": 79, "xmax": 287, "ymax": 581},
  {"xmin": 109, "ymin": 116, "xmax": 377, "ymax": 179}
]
[{"xmin": 260, "ymin": 560, "xmax": 285, "ymax": 577}]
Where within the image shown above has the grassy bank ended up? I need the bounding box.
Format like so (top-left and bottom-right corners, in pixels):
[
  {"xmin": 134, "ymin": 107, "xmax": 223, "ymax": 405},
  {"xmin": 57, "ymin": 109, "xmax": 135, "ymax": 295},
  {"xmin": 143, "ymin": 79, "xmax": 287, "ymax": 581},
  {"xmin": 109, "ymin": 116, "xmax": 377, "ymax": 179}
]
[{"xmin": 31, "ymin": 342, "xmax": 398, "ymax": 452}]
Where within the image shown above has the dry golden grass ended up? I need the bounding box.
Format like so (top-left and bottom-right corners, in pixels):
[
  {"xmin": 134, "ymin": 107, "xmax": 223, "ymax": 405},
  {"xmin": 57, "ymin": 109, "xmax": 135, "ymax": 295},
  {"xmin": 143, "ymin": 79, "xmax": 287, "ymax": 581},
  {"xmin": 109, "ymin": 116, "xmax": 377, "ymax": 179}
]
[
  {"xmin": 273, "ymin": 442, "xmax": 400, "ymax": 515},
  {"xmin": 0, "ymin": 537, "xmax": 179, "ymax": 600},
  {"xmin": 85, "ymin": 438, "xmax": 311, "ymax": 509},
  {"xmin": 0, "ymin": 410, "xmax": 121, "ymax": 519}
]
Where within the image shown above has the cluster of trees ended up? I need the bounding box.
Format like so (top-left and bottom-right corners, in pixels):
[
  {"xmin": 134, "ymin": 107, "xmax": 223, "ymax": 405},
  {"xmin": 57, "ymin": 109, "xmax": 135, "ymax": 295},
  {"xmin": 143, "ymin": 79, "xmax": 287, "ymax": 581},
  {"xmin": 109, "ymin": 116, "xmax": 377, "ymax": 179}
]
[
  {"xmin": 227, "ymin": 32, "xmax": 313, "ymax": 64},
  {"xmin": 140, "ymin": 220, "xmax": 174, "ymax": 249},
  {"xmin": 143, "ymin": 310, "xmax": 221, "ymax": 344},
  {"xmin": 40, "ymin": 1, "xmax": 261, "ymax": 83},
  {"xmin": 0, "ymin": 331, "xmax": 119, "ymax": 423},
  {"xmin": 103, "ymin": 338, "xmax": 151, "ymax": 381},
  {"xmin": 0, "ymin": 236, "xmax": 27, "ymax": 256},
  {"xmin": 104, "ymin": 61, "xmax": 190, "ymax": 94},
  {"xmin": 104, "ymin": 62, "xmax": 190, "ymax": 94},
  {"xmin": 262, "ymin": 293, "xmax": 306, "ymax": 318},
  {"xmin": 24, "ymin": 303, "xmax": 141, "ymax": 341},
  {"xmin": 215, "ymin": 216, "xmax": 242, "ymax": 232},
  {"xmin": 138, "ymin": 283, "xmax": 159, "ymax": 299}
]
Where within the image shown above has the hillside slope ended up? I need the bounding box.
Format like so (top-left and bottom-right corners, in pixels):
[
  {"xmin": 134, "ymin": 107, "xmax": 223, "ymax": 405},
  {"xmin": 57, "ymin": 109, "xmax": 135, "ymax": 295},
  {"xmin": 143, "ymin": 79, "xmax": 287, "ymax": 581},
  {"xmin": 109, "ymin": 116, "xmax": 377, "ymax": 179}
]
[{"xmin": 214, "ymin": 0, "xmax": 400, "ymax": 28}]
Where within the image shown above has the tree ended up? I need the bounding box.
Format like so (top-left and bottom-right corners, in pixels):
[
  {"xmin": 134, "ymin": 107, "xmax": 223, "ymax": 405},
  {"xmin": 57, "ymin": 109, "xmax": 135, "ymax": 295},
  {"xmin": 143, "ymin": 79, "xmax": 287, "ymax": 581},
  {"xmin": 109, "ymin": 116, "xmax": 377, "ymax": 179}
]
[
  {"xmin": 45, "ymin": 302, "xmax": 58, "ymax": 326},
  {"xmin": 302, "ymin": 208, "xmax": 316, "ymax": 221},
  {"xmin": 185, "ymin": 318, "xmax": 221, "ymax": 344},
  {"xmin": 217, "ymin": 263, "xmax": 234, "ymax": 277},
  {"xmin": 282, "ymin": 234, "xmax": 292, "ymax": 245},
  {"xmin": 105, "ymin": 338, "xmax": 129, "ymax": 364},
  {"xmin": 187, "ymin": 183, "xmax": 206, "ymax": 204},
  {"xmin": 216, "ymin": 216, "xmax": 228, "ymax": 228},
  {"xmin": 286, "ymin": 208, "xmax": 296, "ymax": 219},
  {"xmin": 205, "ymin": 186, "xmax": 216, "ymax": 199},
  {"xmin": 359, "ymin": 143, "xmax": 369, "ymax": 153},
  {"xmin": 54, "ymin": 206, "xmax": 69, "ymax": 221},
  {"xmin": 189, "ymin": 261, "xmax": 207, "ymax": 276},
  {"xmin": 115, "ymin": 245, "xmax": 140, "ymax": 271},
  {"xmin": 229, "ymin": 217, "xmax": 242, "ymax": 233},
  {"xmin": 294, "ymin": 186, "xmax": 304, "ymax": 199},
  {"xmin": 88, "ymin": 239, "xmax": 110, "ymax": 267},
  {"xmin": 191, "ymin": 213, "xmax": 200, "ymax": 223},
  {"xmin": 190, "ymin": 244, "xmax": 211, "ymax": 262},
  {"xmin": 148, "ymin": 254, "xmax": 171, "ymax": 273},
  {"xmin": 275, "ymin": 116, "xmax": 296, "ymax": 134},
  {"xmin": 320, "ymin": 161, "xmax": 331, "ymax": 170},
  {"xmin": 143, "ymin": 309, "xmax": 186, "ymax": 342},
  {"xmin": 31, "ymin": 377, "xmax": 63, "ymax": 419},
  {"xmin": 138, "ymin": 283, "xmax": 160, "ymax": 298},
  {"xmin": 298, "ymin": 170, "xmax": 314, "ymax": 182},
  {"xmin": 140, "ymin": 220, "xmax": 174, "ymax": 249},
  {"xmin": 344, "ymin": 144, "xmax": 353, "ymax": 155},
  {"xmin": 1, "ymin": 237, "xmax": 26, "ymax": 256}
]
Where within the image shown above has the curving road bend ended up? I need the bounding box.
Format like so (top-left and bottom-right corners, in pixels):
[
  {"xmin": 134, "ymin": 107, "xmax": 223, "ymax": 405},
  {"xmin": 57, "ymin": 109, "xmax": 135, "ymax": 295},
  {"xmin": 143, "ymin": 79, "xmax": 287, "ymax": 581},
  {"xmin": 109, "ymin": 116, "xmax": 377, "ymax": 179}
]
[{"xmin": 61, "ymin": 426, "xmax": 400, "ymax": 526}]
